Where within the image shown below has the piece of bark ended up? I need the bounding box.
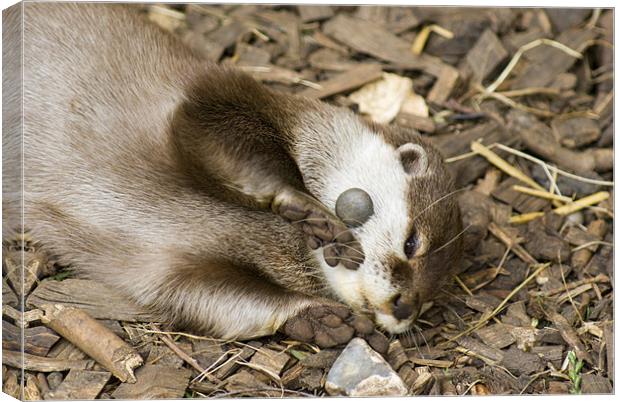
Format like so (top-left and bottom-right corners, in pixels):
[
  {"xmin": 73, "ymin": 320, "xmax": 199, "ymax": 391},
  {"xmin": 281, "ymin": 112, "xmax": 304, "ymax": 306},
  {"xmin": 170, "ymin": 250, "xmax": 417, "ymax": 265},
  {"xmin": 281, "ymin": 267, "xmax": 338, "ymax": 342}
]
[
  {"xmin": 545, "ymin": 9, "xmax": 591, "ymax": 33},
  {"xmin": 512, "ymin": 28, "xmax": 597, "ymax": 89},
  {"xmin": 547, "ymin": 311, "xmax": 593, "ymax": 364},
  {"xmin": 488, "ymin": 223, "xmax": 537, "ymax": 265},
  {"xmin": 213, "ymin": 341, "xmax": 261, "ymax": 380},
  {"xmin": 548, "ymin": 381, "xmax": 569, "ymax": 394},
  {"xmin": 551, "ymin": 117, "xmax": 601, "ymax": 149},
  {"xmin": 235, "ymin": 43, "xmax": 271, "ymax": 66},
  {"xmin": 3, "ymin": 278, "xmax": 18, "ymax": 308},
  {"xmin": 603, "ymin": 322, "xmax": 613, "ymax": 380},
  {"xmin": 524, "ymin": 221, "xmax": 570, "ymax": 263},
  {"xmin": 387, "ymin": 340, "xmax": 409, "ymax": 371},
  {"xmin": 41, "ymin": 304, "xmax": 143, "ymax": 383},
  {"xmin": 191, "ymin": 339, "xmax": 225, "ymax": 370},
  {"xmin": 203, "ymin": 20, "xmax": 249, "ymax": 61},
  {"xmin": 432, "ymin": 121, "xmax": 513, "ymax": 187},
  {"xmin": 3, "ymin": 320, "xmax": 60, "ymax": 356},
  {"xmin": 307, "ymin": 48, "xmax": 362, "ymax": 71},
  {"xmin": 300, "ymin": 349, "xmax": 340, "ymax": 369},
  {"xmin": 465, "ymin": 28, "xmax": 508, "ymax": 83},
  {"xmin": 248, "ymin": 347, "xmax": 290, "ymax": 379},
  {"xmin": 571, "ymin": 219, "xmax": 608, "ymax": 269},
  {"xmin": 4, "ymin": 247, "xmax": 48, "ymax": 299},
  {"xmin": 256, "ymin": 10, "xmax": 301, "ymax": 63},
  {"xmin": 580, "ymin": 373, "xmax": 613, "ymax": 394},
  {"xmin": 44, "ymin": 369, "xmax": 111, "ymax": 400},
  {"xmin": 491, "ymin": 178, "xmax": 550, "ymax": 214},
  {"xmin": 500, "ymin": 346, "xmax": 544, "ymax": 376},
  {"xmin": 474, "ymin": 323, "xmax": 516, "ymax": 349},
  {"xmin": 3, "ymin": 350, "xmax": 93, "ymax": 372},
  {"xmin": 297, "ymin": 5, "xmax": 333, "ymax": 22},
  {"xmin": 281, "ymin": 362, "xmax": 305, "ymax": 388},
  {"xmin": 147, "ymin": 345, "xmax": 186, "ymax": 368},
  {"xmin": 27, "ymin": 279, "xmax": 153, "ymax": 322},
  {"xmin": 36, "ymin": 372, "xmax": 50, "ymax": 396},
  {"xmin": 47, "ymin": 372, "xmax": 64, "ymax": 390},
  {"xmin": 465, "ymin": 292, "xmax": 502, "ymax": 314},
  {"xmin": 563, "ymin": 226, "xmax": 600, "ymax": 251},
  {"xmin": 457, "ymin": 336, "xmax": 504, "ymax": 365},
  {"xmin": 224, "ymin": 369, "xmax": 268, "ymax": 392},
  {"xmin": 531, "ymin": 345, "xmax": 564, "ymax": 368},
  {"xmin": 394, "ymin": 112, "xmax": 436, "ymax": 133},
  {"xmin": 24, "ymin": 373, "xmax": 42, "ymax": 401},
  {"xmin": 508, "ymin": 110, "xmax": 612, "ymax": 173},
  {"xmin": 3, "ymin": 369, "xmax": 21, "ymax": 399},
  {"xmin": 2, "ymin": 305, "xmax": 45, "ymax": 329},
  {"xmin": 300, "ymin": 64, "xmax": 383, "ymax": 99},
  {"xmin": 323, "ymin": 14, "xmax": 458, "ymax": 103},
  {"xmin": 112, "ymin": 364, "xmax": 191, "ymax": 399}
]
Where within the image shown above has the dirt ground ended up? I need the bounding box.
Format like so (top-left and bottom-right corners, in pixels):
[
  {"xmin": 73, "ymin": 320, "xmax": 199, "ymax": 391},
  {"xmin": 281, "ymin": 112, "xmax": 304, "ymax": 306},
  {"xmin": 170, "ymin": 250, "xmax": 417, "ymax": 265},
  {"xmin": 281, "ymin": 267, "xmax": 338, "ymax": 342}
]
[{"xmin": 2, "ymin": 4, "xmax": 613, "ymax": 398}]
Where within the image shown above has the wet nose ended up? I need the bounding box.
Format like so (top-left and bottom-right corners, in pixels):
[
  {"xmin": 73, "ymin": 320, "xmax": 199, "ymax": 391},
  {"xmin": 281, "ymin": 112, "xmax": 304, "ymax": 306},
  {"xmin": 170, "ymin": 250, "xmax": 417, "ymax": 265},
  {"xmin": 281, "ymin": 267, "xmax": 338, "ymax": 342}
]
[{"xmin": 391, "ymin": 294, "xmax": 415, "ymax": 320}]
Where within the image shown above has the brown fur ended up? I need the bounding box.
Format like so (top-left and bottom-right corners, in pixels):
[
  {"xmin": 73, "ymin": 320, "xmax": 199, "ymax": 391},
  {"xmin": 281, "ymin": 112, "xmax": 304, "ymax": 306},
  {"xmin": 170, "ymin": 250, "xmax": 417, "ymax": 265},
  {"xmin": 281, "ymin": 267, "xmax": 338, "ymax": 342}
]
[{"xmin": 3, "ymin": 3, "xmax": 463, "ymax": 339}]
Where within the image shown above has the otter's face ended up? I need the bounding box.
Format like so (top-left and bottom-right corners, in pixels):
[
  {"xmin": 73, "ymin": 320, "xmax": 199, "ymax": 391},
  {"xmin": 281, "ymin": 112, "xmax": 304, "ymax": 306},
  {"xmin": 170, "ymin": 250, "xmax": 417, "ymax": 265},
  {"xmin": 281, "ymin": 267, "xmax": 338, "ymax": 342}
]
[{"xmin": 313, "ymin": 120, "xmax": 463, "ymax": 334}]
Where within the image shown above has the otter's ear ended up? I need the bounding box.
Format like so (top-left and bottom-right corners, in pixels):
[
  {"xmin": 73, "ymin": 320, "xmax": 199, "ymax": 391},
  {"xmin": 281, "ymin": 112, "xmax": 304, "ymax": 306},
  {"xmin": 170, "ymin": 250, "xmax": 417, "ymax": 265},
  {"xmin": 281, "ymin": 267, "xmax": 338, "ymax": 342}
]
[{"xmin": 396, "ymin": 143, "xmax": 428, "ymax": 177}]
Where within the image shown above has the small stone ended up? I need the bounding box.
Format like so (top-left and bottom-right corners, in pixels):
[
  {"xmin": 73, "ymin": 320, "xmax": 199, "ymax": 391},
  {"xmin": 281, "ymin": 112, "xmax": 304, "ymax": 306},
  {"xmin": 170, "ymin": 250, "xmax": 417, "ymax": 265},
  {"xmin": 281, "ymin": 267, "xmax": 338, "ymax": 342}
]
[
  {"xmin": 335, "ymin": 188, "xmax": 374, "ymax": 227},
  {"xmin": 325, "ymin": 338, "xmax": 407, "ymax": 396}
]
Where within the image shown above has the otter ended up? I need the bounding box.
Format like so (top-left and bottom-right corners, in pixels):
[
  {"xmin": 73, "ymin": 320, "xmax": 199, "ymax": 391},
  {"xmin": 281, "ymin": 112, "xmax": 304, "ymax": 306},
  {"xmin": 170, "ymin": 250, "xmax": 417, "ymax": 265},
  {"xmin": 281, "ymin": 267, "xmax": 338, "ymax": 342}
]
[{"xmin": 3, "ymin": 3, "xmax": 463, "ymax": 348}]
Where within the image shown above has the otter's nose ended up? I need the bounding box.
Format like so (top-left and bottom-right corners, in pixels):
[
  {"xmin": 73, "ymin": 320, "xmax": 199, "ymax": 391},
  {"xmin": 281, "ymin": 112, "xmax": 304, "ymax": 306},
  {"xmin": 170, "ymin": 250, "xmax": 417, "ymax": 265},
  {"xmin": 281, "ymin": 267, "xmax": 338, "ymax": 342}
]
[{"xmin": 391, "ymin": 294, "xmax": 415, "ymax": 320}]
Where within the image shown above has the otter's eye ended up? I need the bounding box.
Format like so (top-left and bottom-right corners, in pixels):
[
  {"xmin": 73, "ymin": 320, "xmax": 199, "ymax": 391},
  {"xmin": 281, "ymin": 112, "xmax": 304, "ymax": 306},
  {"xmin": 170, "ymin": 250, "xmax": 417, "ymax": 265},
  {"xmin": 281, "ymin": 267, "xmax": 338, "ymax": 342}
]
[{"xmin": 404, "ymin": 234, "xmax": 419, "ymax": 259}]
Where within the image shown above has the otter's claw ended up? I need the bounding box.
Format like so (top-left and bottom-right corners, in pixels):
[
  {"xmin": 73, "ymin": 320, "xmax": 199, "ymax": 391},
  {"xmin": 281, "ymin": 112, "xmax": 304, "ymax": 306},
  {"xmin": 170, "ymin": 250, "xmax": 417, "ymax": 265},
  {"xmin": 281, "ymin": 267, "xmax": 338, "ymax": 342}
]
[
  {"xmin": 282, "ymin": 304, "xmax": 389, "ymax": 354},
  {"xmin": 272, "ymin": 189, "xmax": 365, "ymax": 269}
]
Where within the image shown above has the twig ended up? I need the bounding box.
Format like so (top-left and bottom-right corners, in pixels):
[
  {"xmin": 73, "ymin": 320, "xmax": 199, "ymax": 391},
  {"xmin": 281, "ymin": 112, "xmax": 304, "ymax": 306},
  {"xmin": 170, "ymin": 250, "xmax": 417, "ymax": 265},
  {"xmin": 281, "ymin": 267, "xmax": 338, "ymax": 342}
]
[
  {"xmin": 485, "ymin": 38, "xmax": 582, "ymax": 93},
  {"xmin": 492, "ymin": 143, "xmax": 614, "ymax": 187},
  {"xmin": 448, "ymin": 263, "xmax": 550, "ymax": 342},
  {"xmin": 509, "ymin": 212, "xmax": 544, "ymax": 224},
  {"xmin": 553, "ymin": 192, "xmax": 610, "ymax": 215},
  {"xmin": 512, "ymin": 185, "xmax": 573, "ymax": 203},
  {"xmin": 411, "ymin": 24, "xmax": 453, "ymax": 55},
  {"xmin": 530, "ymin": 274, "xmax": 609, "ymax": 297},
  {"xmin": 471, "ymin": 141, "xmax": 543, "ymax": 191}
]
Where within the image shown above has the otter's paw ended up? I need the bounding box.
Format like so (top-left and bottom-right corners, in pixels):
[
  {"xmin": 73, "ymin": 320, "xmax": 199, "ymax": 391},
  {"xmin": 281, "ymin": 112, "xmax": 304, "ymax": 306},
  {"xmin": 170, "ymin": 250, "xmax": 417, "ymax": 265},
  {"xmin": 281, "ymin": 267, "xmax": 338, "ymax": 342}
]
[
  {"xmin": 271, "ymin": 188, "xmax": 364, "ymax": 270},
  {"xmin": 282, "ymin": 304, "xmax": 389, "ymax": 354}
]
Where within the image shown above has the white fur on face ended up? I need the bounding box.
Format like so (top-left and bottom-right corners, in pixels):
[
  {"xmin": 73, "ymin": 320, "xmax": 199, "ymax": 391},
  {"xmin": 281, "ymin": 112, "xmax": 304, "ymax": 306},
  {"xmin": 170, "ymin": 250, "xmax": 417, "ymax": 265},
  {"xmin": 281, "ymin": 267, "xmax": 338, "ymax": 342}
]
[{"xmin": 300, "ymin": 112, "xmax": 412, "ymax": 332}]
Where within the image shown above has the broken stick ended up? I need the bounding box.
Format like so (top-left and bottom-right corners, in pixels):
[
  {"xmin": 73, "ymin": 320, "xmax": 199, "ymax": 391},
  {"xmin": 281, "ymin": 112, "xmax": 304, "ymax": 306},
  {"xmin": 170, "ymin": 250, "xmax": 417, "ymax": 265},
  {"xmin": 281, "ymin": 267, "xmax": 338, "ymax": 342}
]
[{"xmin": 41, "ymin": 304, "xmax": 143, "ymax": 383}]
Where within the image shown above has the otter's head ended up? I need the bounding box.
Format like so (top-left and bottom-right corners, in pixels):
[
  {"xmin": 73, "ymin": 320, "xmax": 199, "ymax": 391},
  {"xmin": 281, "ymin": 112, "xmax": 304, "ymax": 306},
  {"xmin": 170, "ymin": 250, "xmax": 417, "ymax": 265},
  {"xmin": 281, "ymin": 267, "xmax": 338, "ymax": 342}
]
[{"xmin": 306, "ymin": 109, "xmax": 463, "ymax": 334}]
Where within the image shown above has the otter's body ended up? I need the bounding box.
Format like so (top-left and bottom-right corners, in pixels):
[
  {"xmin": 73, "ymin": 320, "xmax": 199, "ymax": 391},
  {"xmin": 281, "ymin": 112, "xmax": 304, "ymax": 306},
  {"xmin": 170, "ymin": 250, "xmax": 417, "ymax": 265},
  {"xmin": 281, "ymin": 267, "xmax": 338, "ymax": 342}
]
[{"xmin": 4, "ymin": 3, "xmax": 462, "ymax": 341}]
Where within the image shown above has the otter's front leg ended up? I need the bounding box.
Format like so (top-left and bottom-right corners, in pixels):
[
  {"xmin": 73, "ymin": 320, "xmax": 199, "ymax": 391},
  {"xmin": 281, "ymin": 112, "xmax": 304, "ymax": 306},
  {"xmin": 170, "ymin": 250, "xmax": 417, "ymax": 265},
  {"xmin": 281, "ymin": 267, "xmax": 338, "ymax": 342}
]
[
  {"xmin": 144, "ymin": 253, "xmax": 386, "ymax": 349},
  {"xmin": 271, "ymin": 187, "xmax": 364, "ymax": 270}
]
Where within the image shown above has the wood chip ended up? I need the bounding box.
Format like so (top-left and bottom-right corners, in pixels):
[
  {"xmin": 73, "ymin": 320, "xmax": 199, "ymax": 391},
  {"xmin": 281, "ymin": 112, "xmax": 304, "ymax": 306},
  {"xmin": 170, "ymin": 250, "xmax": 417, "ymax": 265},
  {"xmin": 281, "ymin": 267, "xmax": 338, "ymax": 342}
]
[
  {"xmin": 3, "ymin": 320, "xmax": 60, "ymax": 356},
  {"xmin": 465, "ymin": 28, "xmax": 508, "ymax": 82},
  {"xmin": 27, "ymin": 279, "xmax": 153, "ymax": 322},
  {"xmin": 474, "ymin": 323, "xmax": 516, "ymax": 349},
  {"xmin": 457, "ymin": 336, "xmax": 504, "ymax": 364},
  {"xmin": 547, "ymin": 311, "xmax": 593, "ymax": 364},
  {"xmin": 111, "ymin": 364, "xmax": 191, "ymax": 399},
  {"xmin": 551, "ymin": 117, "xmax": 601, "ymax": 149},
  {"xmin": 297, "ymin": 5, "xmax": 333, "ymax": 22},
  {"xmin": 323, "ymin": 14, "xmax": 458, "ymax": 103},
  {"xmin": 3, "ymin": 278, "xmax": 18, "ymax": 308},
  {"xmin": 247, "ymin": 347, "xmax": 290, "ymax": 379},
  {"xmin": 300, "ymin": 64, "xmax": 383, "ymax": 99},
  {"xmin": 45, "ymin": 369, "xmax": 111, "ymax": 400},
  {"xmin": 2, "ymin": 350, "xmax": 93, "ymax": 372},
  {"xmin": 512, "ymin": 28, "xmax": 596, "ymax": 89},
  {"xmin": 580, "ymin": 373, "xmax": 612, "ymax": 394},
  {"xmin": 500, "ymin": 347, "xmax": 544, "ymax": 376}
]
